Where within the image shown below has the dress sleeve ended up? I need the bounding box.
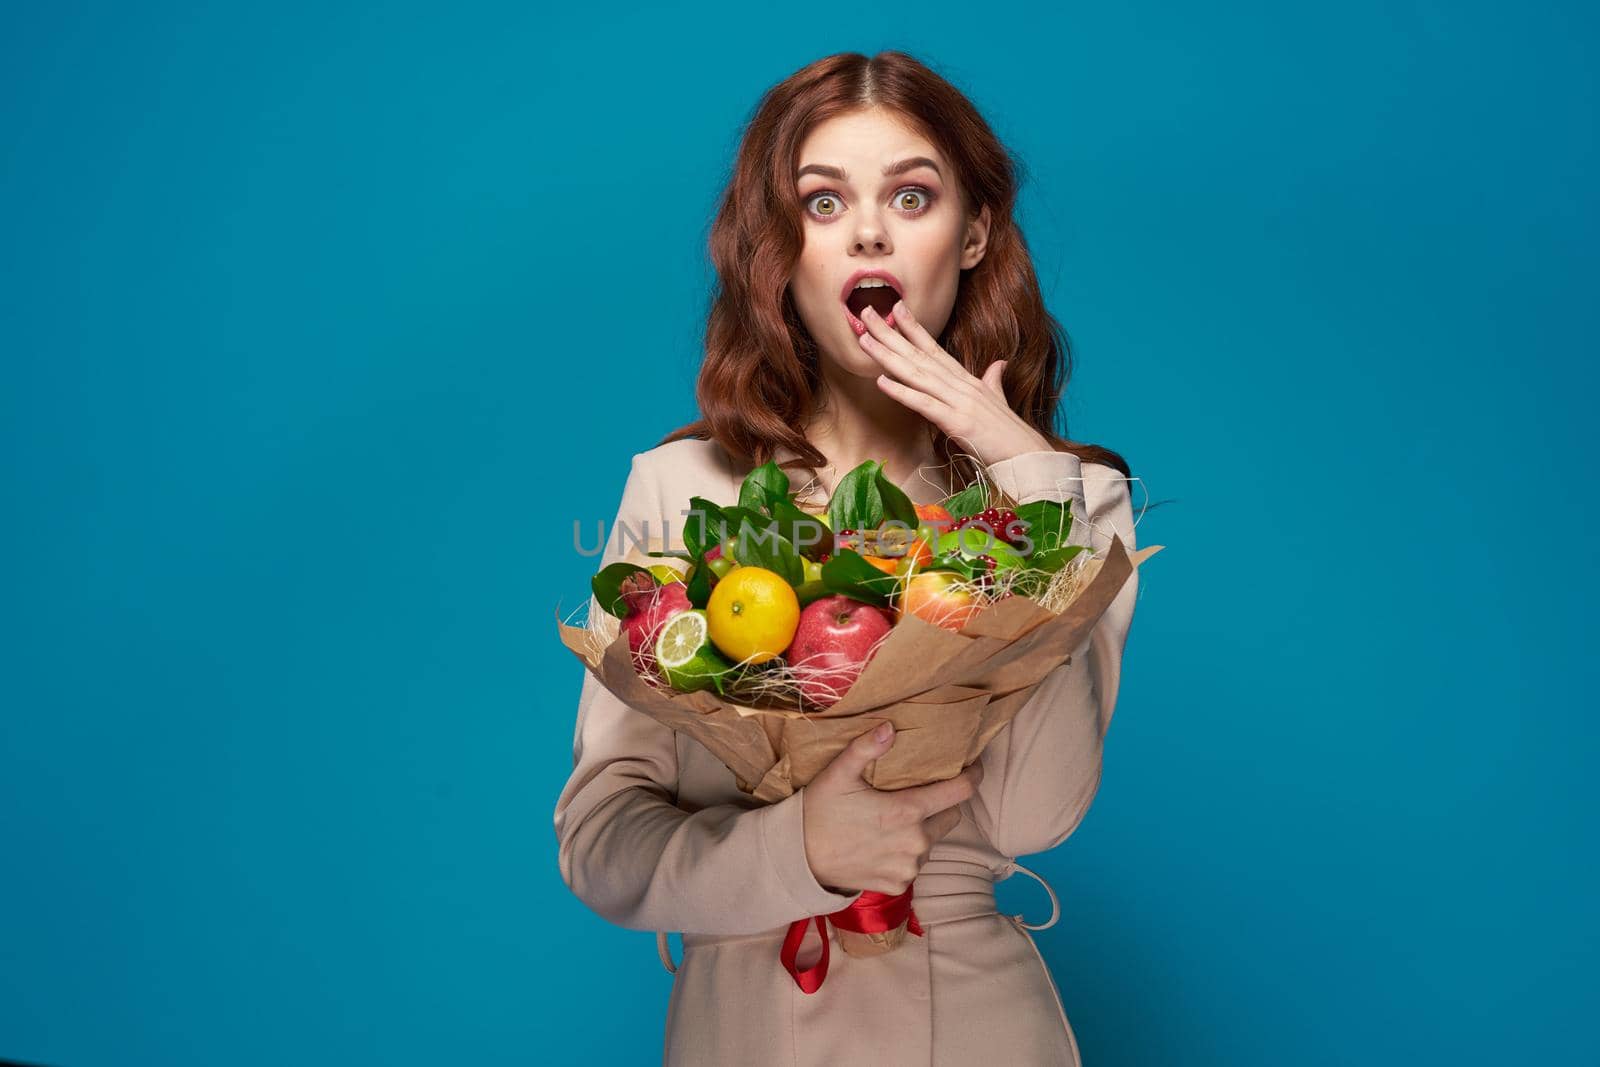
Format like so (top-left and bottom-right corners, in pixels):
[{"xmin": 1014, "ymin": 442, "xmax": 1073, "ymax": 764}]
[
  {"xmin": 966, "ymin": 449, "xmax": 1140, "ymax": 858},
  {"xmin": 553, "ymin": 453, "xmax": 864, "ymax": 935}
]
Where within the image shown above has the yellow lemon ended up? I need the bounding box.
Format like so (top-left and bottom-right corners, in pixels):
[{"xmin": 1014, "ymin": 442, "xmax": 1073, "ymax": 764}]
[{"xmin": 705, "ymin": 566, "xmax": 801, "ymax": 665}]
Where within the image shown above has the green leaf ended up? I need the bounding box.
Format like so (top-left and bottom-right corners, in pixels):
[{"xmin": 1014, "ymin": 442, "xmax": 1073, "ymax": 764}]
[
  {"xmin": 718, "ymin": 505, "xmax": 768, "ymax": 536},
  {"xmin": 793, "ymin": 579, "xmax": 832, "ymax": 606},
  {"xmin": 943, "ymin": 482, "xmax": 988, "ymax": 519},
  {"xmin": 1011, "ymin": 570, "xmax": 1049, "ymax": 599},
  {"xmin": 820, "ymin": 549, "xmax": 896, "ymax": 607},
  {"xmin": 732, "ymin": 517, "xmax": 804, "ymax": 586},
  {"xmin": 769, "ymin": 496, "xmax": 832, "ymax": 560},
  {"xmin": 646, "ymin": 549, "xmax": 696, "ymax": 561},
  {"xmin": 686, "ymin": 561, "xmax": 712, "ymax": 608},
  {"xmin": 739, "ymin": 460, "xmax": 792, "ymax": 514},
  {"xmin": 828, "ymin": 460, "xmax": 884, "ymax": 534},
  {"xmin": 591, "ymin": 562, "xmax": 649, "ymax": 618},
  {"xmin": 874, "ymin": 466, "xmax": 919, "ymax": 529},
  {"xmin": 1013, "ymin": 500, "xmax": 1071, "ymax": 554},
  {"xmin": 683, "ymin": 497, "xmax": 727, "ymax": 559},
  {"xmin": 1027, "ymin": 544, "xmax": 1086, "ymax": 573}
]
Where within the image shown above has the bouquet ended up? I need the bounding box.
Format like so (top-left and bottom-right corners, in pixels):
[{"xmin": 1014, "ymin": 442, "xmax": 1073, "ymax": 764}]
[{"xmin": 557, "ymin": 457, "xmax": 1161, "ymax": 991}]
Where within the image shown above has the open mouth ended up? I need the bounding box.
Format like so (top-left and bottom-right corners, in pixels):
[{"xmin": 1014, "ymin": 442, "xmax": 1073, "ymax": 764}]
[{"xmin": 841, "ymin": 275, "xmax": 904, "ymax": 335}]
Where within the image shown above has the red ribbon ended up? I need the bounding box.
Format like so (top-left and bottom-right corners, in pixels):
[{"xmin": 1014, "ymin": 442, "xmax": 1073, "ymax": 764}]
[{"xmin": 779, "ymin": 886, "xmax": 925, "ymax": 994}]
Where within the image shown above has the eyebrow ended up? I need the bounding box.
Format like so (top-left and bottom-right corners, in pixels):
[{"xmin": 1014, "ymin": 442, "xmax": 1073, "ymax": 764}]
[{"xmin": 795, "ymin": 156, "xmax": 943, "ymax": 183}]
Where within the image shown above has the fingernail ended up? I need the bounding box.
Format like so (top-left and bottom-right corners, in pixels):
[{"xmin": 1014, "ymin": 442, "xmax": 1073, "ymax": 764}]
[{"xmin": 875, "ymin": 722, "xmax": 892, "ymax": 743}]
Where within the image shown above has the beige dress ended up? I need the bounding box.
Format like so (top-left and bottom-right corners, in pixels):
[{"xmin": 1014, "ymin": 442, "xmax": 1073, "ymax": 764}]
[{"xmin": 553, "ymin": 437, "xmax": 1141, "ymax": 1066}]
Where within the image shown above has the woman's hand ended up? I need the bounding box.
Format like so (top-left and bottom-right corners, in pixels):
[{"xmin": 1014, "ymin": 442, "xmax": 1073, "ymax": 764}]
[
  {"xmin": 801, "ymin": 721, "xmax": 984, "ymax": 896},
  {"xmin": 857, "ymin": 300, "xmax": 1053, "ymax": 466}
]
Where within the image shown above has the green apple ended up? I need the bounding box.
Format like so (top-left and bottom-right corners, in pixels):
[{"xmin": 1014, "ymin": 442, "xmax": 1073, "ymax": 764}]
[{"xmin": 932, "ymin": 527, "xmax": 1027, "ymax": 572}]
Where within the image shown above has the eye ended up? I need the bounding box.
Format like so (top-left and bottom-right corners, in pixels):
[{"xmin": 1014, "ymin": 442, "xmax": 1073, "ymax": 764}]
[
  {"xmin": 802, "ymin": 186, "xmax": 937, "ymax": 221},
  {"xmin": 807, "ymin": 192, "xmax": 842, "ymax": 218},
  {"xmin": 896, "ymin": 188, "xmax": 930, "ymax": 211}
]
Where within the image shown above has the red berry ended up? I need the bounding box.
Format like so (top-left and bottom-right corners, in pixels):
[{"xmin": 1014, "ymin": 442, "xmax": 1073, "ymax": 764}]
[
  {"xmin": 957, "ymin": 507, "xmax": 1025, "ymax": 547},
  {"xmin": 955, "ymin": 509, "xmax": 1020, "ymax": 543}
]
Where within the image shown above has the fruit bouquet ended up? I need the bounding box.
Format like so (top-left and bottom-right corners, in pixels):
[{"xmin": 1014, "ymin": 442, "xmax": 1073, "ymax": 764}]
[{"xmin": 557, "ymin": 457, "xmax": 1160, "ymax": 991}]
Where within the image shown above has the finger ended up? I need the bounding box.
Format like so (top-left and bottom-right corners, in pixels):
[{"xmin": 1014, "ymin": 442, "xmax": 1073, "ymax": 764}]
[
  {"xmin": 816, "ymin": 721, "xmax": 895, "ymax": 791},
  {"xmin": 860, "ymin": 304, "xmax": 922, "ymax": 362},
  {"xmin": 981, "ymin": 359, "xmax": 1007, "ymax": 398},
  {"xmin": 861, "ymin": 334, "xmax": 963, "ymax": 418},
  {"xmin": 888, "ymin": 299, "xmax": 976, "ymax": 387},
  {"xmin": 857, "ymin": 323, "xmax": 937, "ymax": 396},
  {"xmin": 899, "ymin": 765, "xmax": 982, "ymax": 821},
  {"xmin": 875, "ymin": 373, "xmax": 956, "ymax": 426},
  {"xmin": 863, "ymin": 306, "xmax": 967, "ymax": 392},
  {"xmin": 887, "ymin": 299, "xmax": 951, "ymax": 364}
]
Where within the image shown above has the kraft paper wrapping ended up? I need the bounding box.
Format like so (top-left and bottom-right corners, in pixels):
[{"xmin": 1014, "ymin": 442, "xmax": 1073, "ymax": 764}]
[{"xmin": 557, "ymin": 534, "xmax": 1164, "ymax": 805}]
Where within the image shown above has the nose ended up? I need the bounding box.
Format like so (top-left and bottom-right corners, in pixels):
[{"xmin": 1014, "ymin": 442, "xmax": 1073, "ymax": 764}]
[{"xmin": 850, "ymin": 208, "xmax": 892, "ymax": 255}]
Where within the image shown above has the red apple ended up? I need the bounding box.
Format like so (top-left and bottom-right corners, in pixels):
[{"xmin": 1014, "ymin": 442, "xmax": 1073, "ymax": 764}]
[
  {"xmin": 898, "ymin": 570, "xmax": 979, "ymax": 632},
  {"xmin": 620, "ymin": 581, "xmax": 692, "ymax": 661},
  {"xmin": 788, "ymin": 595, "xmax": 893, "ymax": 709}
]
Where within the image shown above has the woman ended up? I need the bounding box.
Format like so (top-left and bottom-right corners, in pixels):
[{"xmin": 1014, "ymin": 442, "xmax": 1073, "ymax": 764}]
[{"xmin": 554, "ymin": 50, "xmax": 1141, "ymax": 1065}]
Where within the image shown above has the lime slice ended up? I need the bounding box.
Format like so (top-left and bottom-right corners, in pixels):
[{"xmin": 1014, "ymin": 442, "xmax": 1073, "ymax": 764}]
[{"xmin": 655, "ymin": 609, "xmax": 734, "ymax": 693}]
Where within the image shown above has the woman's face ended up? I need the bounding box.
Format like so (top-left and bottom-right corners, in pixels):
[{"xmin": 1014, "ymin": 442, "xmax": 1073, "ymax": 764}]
[{"xmin": 789, "ymin": 106, "xmax": 991, "ymax": 379}]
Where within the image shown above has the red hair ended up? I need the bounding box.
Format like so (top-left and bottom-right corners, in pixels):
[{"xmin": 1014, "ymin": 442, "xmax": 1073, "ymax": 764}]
[{"xmin": 659, "ymin": 50, "xmax": 1132, "ymax": 485}]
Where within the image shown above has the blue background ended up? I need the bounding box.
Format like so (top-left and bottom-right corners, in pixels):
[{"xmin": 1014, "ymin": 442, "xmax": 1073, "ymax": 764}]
[{"xmin": 2, "ymin": 2, "xmax": 1594, "ymax": 1064}]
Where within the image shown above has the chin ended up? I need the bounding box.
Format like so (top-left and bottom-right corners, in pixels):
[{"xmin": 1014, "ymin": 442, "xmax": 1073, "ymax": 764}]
[{"xmin": 819, "ymin": 346, "xmax": 885, "ymax": 380}]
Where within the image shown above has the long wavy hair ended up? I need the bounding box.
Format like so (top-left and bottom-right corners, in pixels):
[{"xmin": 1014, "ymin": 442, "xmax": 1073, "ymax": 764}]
[{"xmin": 659, "ymin": 50, "xmax": 1132, "ymax": 490}]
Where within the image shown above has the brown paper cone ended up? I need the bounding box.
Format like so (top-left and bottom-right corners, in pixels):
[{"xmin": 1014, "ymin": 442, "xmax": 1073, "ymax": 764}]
[
  {"xmin": 559, "ymin": 534, "xmax": 1161, "ymax": 966},
  {"xmin": 557, "ymin": 534, "xmax": 1163, "ymax": 805}
]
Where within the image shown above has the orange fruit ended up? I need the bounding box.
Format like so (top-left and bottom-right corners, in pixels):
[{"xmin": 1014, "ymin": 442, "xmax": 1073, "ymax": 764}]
[
  {"xmin": 862, "ymin": 555, "xmax": 900, "ymax": 576},
  {"xmin": 903, "ymin": 537, "xmax": 932, "ymax": 571},
  {"xmin": 705, "ymin": 566, "xmax": 801, "ymax": 665}
]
